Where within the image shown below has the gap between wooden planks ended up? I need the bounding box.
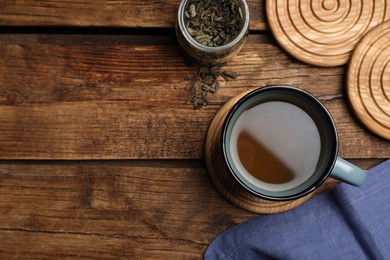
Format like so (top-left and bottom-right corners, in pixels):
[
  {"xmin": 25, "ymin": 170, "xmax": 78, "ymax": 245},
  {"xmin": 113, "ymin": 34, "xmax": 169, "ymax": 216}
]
[{"xmin": 0, "ymin": 34, "xmax": 388, "ymax": 160}]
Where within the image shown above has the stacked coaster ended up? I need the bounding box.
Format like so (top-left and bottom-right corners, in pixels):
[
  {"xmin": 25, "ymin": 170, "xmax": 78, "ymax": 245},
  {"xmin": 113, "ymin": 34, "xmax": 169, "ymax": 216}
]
[{"xmin": 267, "ymin": 0, "xmax": 390, "ymax": 140}]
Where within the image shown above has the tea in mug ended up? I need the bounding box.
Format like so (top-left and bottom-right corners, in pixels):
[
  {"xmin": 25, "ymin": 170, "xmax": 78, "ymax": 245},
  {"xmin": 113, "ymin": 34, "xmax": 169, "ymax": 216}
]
[{"xmin": 229, "ymin": 101, "xmax": 322, "ymax": 192}]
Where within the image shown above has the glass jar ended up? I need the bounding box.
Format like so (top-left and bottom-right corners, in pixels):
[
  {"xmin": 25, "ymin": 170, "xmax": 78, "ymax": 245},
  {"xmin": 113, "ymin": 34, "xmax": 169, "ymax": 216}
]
[{"xmin": 176, "ymin": 0, "xmax": 250, "ymax": 65}]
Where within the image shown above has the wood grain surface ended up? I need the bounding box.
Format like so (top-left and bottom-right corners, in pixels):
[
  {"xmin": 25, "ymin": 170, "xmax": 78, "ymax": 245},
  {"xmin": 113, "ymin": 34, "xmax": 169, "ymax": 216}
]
[
  {"xmin": 0, "ymin": 0, "xmax": 265, "ymax": 30},
  {"xmin": 0, "ymin": 1, "xmax": 388, "ymax": 258},
  {"xmin": 0, "ymin": 159, "xmax": 383, "ymax": 258},
  {"xmin": 0, "ymin": 162, "xmax": 238, "ymax": 258},
  {"xmin": 0, "ymin": 34, "xmax": 388, "ymax": 160}
]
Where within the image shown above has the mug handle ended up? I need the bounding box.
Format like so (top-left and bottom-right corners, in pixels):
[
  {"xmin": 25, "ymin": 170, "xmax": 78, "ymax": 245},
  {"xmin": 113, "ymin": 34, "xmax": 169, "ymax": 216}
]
[{"xmin": 329, "ymin": 157, "xmax": 366, "ymax": 187}]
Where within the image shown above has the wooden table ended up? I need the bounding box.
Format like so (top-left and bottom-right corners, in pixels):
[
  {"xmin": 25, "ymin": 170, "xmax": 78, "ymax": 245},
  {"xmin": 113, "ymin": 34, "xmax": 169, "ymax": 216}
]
[{"xmin": 0, "ymin": 1, "xmax": 388, "ymax": 259}]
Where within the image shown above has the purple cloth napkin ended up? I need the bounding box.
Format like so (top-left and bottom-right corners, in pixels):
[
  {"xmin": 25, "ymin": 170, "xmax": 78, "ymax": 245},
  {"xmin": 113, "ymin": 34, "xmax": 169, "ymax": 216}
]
[{"xmin": 205, "ymin": 160, "xmax": 390, "ymax": 260}]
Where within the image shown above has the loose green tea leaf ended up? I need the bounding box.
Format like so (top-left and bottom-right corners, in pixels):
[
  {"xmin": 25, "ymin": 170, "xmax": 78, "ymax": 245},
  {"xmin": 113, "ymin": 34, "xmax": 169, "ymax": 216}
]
[
  {"xmin": 202, "ymin": 84, "xmax": 216, "ymax": 93},
  {"xmin": 184, "ymin": 0, "xmax": 243, "ymax": 47},
  {"xmin": 215, "ymin": 81, "xmax": 220, "ymax": 93},
  {"xmin": 174, "ymin": 76, "xmax": 195, "ymax": 89},
  {"xmin": 174, "ymin": 65, "xmax": 239, "ymax": 109},
  {"xmin": 202, "ymin": 74, "xmax": 217, "ymax": 85},
  {"xmin": 221, "ymin": 71, "xmax": 239, "ymax": 80}
]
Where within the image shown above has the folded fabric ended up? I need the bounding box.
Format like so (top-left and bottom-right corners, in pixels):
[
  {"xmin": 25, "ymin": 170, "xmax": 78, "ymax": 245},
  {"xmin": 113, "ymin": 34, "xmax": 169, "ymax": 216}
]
[{"xmin": 205, "ymin": 160, "xmax": 390, "ymax": 260}]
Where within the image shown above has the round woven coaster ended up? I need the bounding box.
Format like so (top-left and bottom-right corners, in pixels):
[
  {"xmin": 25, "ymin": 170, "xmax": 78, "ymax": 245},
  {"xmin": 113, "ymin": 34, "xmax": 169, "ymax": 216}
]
[
  {"xmin": 205, "ymin": 89, "xmax": 338, "ymax": 214},
  {"xmin": 347, "ymin": 21, "xmax": 390, "ymax": 140},
  {"xmin": 266, "ymin": 0, "xmax": 390, "ymax": 67}
]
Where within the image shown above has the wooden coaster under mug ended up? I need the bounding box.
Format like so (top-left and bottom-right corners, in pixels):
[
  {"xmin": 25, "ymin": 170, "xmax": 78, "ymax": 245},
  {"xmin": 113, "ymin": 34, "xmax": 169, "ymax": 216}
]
[{"xmin": 205, "ymin": 88, "xmax": 340, "ymax": 214}]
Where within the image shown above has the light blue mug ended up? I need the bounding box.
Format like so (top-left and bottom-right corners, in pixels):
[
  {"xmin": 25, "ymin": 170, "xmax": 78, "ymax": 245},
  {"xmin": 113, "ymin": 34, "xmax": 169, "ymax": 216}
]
[{"xmin": 222, "ymin": 85, "xmax": 366, "ymax": 201}]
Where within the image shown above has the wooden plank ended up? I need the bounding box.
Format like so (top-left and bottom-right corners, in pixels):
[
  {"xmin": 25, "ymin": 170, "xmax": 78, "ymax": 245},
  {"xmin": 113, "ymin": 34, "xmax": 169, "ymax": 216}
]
[
  {"xmin": 0, "ymin": 0, "xmax": 266, "ymax": 30},
  {"xmin": 0, "ymin": 162, "xmax": 254, "ymax": 259},
  {"xmin": 0, "ymin": 160, "xmax": 383, "ymax": 258},
  {"xmin": 0, "ymin": 34, "xmax": 388, "ymax": 160}
]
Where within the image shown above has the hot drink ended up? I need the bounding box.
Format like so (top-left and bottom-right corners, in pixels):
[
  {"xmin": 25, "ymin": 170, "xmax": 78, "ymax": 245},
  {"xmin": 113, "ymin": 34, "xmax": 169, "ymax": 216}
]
[
  {"xmin": 229, "ymin": 101, "xmax": 322, "ymax": 192},
  {"xmin": 219, "ymin": 86, "xmax": 366, "ymax": 201}
]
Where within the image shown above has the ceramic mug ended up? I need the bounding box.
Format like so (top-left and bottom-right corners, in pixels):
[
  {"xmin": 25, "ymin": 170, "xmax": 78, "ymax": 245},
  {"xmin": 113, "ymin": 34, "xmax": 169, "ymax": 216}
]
[{"xmin": 222, "ymin": 85, "xmax": 366, "ymax": 201}]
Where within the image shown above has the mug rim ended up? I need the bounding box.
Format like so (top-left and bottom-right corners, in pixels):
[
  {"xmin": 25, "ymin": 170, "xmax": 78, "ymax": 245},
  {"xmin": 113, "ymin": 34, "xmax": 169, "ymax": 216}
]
[{"xmin": 221, "ymin": 85, "xmax": 339, "ymax": 201}]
